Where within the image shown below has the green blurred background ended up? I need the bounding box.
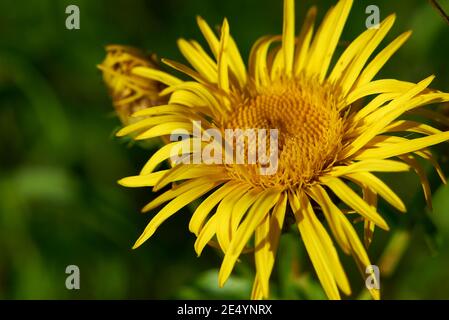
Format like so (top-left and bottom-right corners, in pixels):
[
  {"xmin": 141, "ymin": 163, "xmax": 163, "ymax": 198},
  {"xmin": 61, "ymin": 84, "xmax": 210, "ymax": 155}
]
[{"xmin": 0, "ymin": 0, "xmax": 449, "ymax": 299}]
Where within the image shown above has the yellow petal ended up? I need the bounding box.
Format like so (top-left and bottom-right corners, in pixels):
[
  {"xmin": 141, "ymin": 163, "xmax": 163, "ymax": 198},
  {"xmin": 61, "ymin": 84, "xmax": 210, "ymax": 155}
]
[
  {"xmin": 132, "ymin": 66, "xmax": 182, "ymax": 86},
  {"xmin": 194, "ymin": 214, "xmax": 218, "ymax": 256},
  {"xmin": 116, "ymin": 115, "xmax": 188, "ymax": 137},
  {"xmin": 289, "ymin": 191, "xmax": 342, "ymax": 300},
  {"xmin": 356, "ymin": 131, "xmax": 449, "ymax": 160},
  {"xmin": 339, "ymin": 14, "xmax": 396, "ymax": 97},
  {"xmin": 304, "ymin": 4, "xmax": 335, "ymax": 76},
  {"xmin": 329, "ymin": 159, "xmax": 410, "ymax": 177},
  {"xmin": 345, "ymin": 172, "xmax": 406, "ymax": 212},
  {"xmin": 135, "ymin": 122, "xmax": 193, "ymax": 140},
  {"xmin": 384, "ymin": 120, "xmax": 442, "ymax": 136},
  {"xmin": 118, "ymin": 170, "xmax": 168, "ymax": 188},
  {"xmin": 231, "ymin": 188, "xmax": 262, "ymax": 233},
  {"xmin": 301, "ymin": 190, "xmax": 351, "ymax": 295},
  {"xmin": 251, "ymin": 276, "xmax": 264, "ymax": 300},
  {"xmin": 142, "ymin": 177, "xmax": 221, "ymax": 213},
  {"xmin": 339, "ymin": 209, "xmax": 380, "ymax": 300},
  {"xmin": 249, "ymin": 36, "xmax": 281, "ymax": 87},
  {"xmin": 346, "ymin": 79, "xmax": 415, "ymax": 105},
  {"xmin": 307, "ymin": 185, "xmax": 350, "ymax": 254},
  {"xmin": 282, "ymin": 0, "xmax": 295, "ymax": 76},
  {"xmin": 364, "ymin": 219, "xmax": 376, "ymax": 248},
  {"xmin": 154, "ymin": 164, "xmax": 226, "ymax": 191},
  {"xmin": 356, "ymin": 31, "xmax": 412, "ymax": 86},
  {"xmin": 342, "ymin": 75, "xmax": 435, "ymax": 158},
  {"xmin": 140, "ymin": 138, "xmax": 199, "ymax": 175},
  {"xmin": 365, "ymin": 92, "xmax": 449, "ymax": 124},
  {"xmin": 362, "ymin": 187, "xmax": 377, "ymax": 248},
  {"xmin": 227, "ymin": 34, "xmax": 248, "ymax": 87},
  {"xmin": 132, "ymin": 104, "xmax": 192, "ymax": 118},
  {"xmin": 416, "ymin": 148, "xmax": 447, "ymax": 184},
  {"xmin": 133, "ymin": 181, "xmax": 219, "ymax": 249},
  {"xmin": 254, "ymin": 215, "xmax": 271, "ymax": 298},
  {"xmin": 310, "ymin": 187, "xmax": 380, "ymax": 300},
  {"xmin": 189, "ymin": 181, "xmax": 241, "ymax": 235},
  {"xmin": 351, "ymin": 92, "xmax": 399, "ymax": 122},
  {"xmin": 216, "ymin": 184, "xmax": 251, "ymax": 252},
  {"xmin": 270, "ymin": 45, "xmax": 285, "ymax": 80},
  {"xmin": 399, "ymin": 155, "xmax": 432, "ymax": 209},
  {"xmin": 177, "ymin": 38, "xmax": 217, "ymax": 83},
  {"xmin": 167, "ymin": 82, "xmax": 222, "ymax": 114},
  {"xmin": 196, "ymin": 16, "xmax": 247, "ymax": 88},
  {"xmin": 411, "ymin": 108, "xmax": 449, "ymax": 127},
  {"xmin": 293, "ymin": 6, "xmax": 316, "ymax": 74},
  {"xmin": 217, "ymin": 19, "xmax": 230, "ymax": 94},
  {"xmin": 322, "ymin": 177, "xmax": 389, "ymax": 230},
  {"xmin": 253, "ymin": 192, "xmax": 287, "ymax": 299},
  {"xmin": 162, "ymin": 58, "xmax": 208, "ymax": 84},
  {"xmin": 218, "ymin": 188, "xmax": 281, "ymax": 287},
  {"xmin": 196, "ymin": 16, "xmax": 219, "ymax": 58},
  {"xmin": 329, "ymin": 26, "xmax": 375, "ymax": 83}
]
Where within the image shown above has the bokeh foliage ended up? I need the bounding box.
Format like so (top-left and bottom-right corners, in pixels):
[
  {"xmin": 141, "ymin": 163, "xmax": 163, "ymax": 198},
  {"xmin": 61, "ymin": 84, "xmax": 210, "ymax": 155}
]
[{"xmin": 0, "ymin": 0, "xmax": 448, "ymax": 299}]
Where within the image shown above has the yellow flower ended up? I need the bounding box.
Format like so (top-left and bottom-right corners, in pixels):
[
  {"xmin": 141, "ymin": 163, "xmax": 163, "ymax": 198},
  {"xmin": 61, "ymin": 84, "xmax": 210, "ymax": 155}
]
[
  {"xmin": 115, "ymin": 0, "xmax": 449, "ymax": 299},
  {"xmin": 98, "ymin": 45, "xmax": 167, "ymax": 124}
]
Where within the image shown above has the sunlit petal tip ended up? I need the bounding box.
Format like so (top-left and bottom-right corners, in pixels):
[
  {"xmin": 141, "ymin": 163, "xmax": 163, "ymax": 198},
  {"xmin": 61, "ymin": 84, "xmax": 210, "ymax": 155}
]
[
  {"xmin": 424, "ymin": 74, "xmax": 436, "ymax": 83},
  {"xmin": 141, "ymin": 205, "xmax": 151, "ymax": 213},
  {"xmin": 395, "ymin": 201, "xmax": 407, "ymax": 213},
  {"xmin": 115, "ymin": 127, "xmax": 129, "ymax": 137},
  {"xmin": 134, "ymin": 133, "xmax": 149, "ymax": 140},
  {"xmin": 193, "ymin": 242, "xmax": 202, "ymax": 257},
  {"xmin": 380, "ymin": 221, "xmax": 390, "ymax": 231},
  {"xmin": 403, "ymin": 30, "xmax": 413, "ymax": 38},
  {"xmin": 130, "ymin": 110, "xmax": 144, "ymax": 118},
  {"xmin": 176, "ymin": 38, "xmax": 186, "ymax": 48},
  {"xmin": 152, "ymin": 183, "xmax": 164, "ymax": 193},
  {"xmin": 195, "ymin": 15, "xmax": 204, "ymax": 23},
  {"xmin": 132, "ymin": 66, "xmax": 182, "ymax": 86},
  {"xmin": 385, "ymin": 13, "xmax": 397, "ymax": 24},
  {"xmin": 117, "ymin": 178, "xmax": 129, "ymax": 186},
  {"xmin": 282, "ymin": 0, "xmax": 295, "ymax": 75},
  {"xmin": 132, "ymin": 238, "xmax": 144, "ymax": 250},
  {"xmin": 118, "ymin": 176, "xmax": 146, "ymax": 187},
  {"xmin": 218, "ymin": 269, "xmax": 231, "ymax": 288},
  {"xmin": 222, "ymin": 17, "xmax": 229, "ymax": 29}
]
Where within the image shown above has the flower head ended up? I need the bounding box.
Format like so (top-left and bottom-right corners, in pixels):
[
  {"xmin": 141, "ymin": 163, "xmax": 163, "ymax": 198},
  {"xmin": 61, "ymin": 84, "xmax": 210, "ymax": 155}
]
[
  {"xmin": 99, "ymin": 45, "xmax": 167, "ymax": 124},
  {"xmin": 114, "ymin": 0, "xmax": 449, "ymax": 299}
]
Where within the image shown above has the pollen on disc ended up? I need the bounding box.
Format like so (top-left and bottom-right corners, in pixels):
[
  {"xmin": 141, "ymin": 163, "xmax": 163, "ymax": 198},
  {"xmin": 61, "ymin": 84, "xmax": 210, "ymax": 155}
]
[{"xmin": 224, "ymin": 75, "xmax": 345, "ymax": 188}]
